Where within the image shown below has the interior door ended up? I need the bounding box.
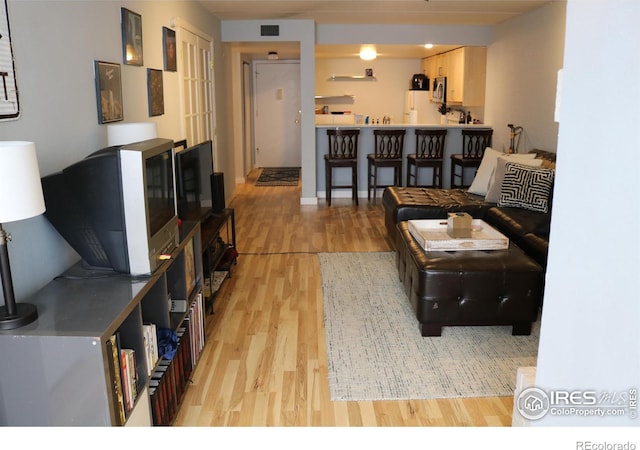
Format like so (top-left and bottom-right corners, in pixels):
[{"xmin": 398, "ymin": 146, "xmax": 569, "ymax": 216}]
[
  {"xmin": 253, "ymin": 62, "xmax": 301, "ymax": 168},
  {"xmin": 177, "ymin": 25, "xmax": 215, "ymax": 155}
]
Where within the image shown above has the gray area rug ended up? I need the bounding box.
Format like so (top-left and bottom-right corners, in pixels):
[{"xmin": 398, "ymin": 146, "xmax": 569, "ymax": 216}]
[
  {"xmin": 255, "ymin": 167, "xmax": 300, "ymax": 186},
  {"xmin": 318, "ymin": 252, "xmax": 540, "ymax": 401}
]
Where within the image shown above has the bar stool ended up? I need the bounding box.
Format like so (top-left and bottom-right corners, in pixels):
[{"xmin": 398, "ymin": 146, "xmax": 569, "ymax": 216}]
[
  {"xmin": 450, "ymin": 129, "xmax": 493, "ymax": 188},
  {"xmin": 367, "ymin": 129, "xmax": 406, "ymax": 204},
  {"xmin": 406, "ymin": 129, "xmax": 447, "ymax": 188},
  {"xmin": 325, "ymin": 129, "xmax": 360, "ymax": 206}
]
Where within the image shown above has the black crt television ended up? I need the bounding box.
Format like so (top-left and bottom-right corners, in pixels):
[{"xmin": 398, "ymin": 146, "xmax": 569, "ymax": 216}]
[
  {"xmin": 41, "ymin": 138, "xmax": 179, "ymax": 275},
  {"xmin": 175, "ymin": 140, "xmax": 214, "ymax": 221}
]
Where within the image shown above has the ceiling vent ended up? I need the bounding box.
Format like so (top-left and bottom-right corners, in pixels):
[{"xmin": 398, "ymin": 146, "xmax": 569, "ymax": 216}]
[{"xmin": 260, "ymin": 25, "xmax": 280, "ymax": 37}]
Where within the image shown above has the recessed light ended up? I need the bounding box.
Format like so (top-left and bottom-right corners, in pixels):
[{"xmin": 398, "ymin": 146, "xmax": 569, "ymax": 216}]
[
  {"xmin": 424, "ymin": 43, "xmax": 434, "ymax": 49},
  {"xmin": 359, "ymin": 46, "xmax": 377, "ymax": 61}
]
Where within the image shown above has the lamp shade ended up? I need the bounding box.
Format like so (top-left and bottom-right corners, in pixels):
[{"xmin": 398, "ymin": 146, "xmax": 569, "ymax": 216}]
[
  {"xmin": 107, "ymin": 122, "xmax": 158, "ymax": 146},
  {"xmin": 0, "ymin": 141, "xmax": 46, "ymax": 223}
]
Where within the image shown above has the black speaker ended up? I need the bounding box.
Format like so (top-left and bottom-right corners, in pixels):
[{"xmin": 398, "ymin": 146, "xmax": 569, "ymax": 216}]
[{"xmin": 211, "ymin": 172, "xmax": 225, "ymax": 214}]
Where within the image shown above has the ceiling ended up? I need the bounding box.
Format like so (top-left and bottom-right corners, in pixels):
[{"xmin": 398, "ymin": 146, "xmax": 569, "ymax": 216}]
[{"xmin": 198, "ymin": 0, "xmax": 552, "ymax": 60}]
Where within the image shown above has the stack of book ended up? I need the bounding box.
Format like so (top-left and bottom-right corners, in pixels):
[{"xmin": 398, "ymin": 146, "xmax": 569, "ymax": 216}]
[
  {"xmin": 143, "ymin": 323, "xmax": 159, "ymax": 376},
  {"xmin": 149, "ymin": 325, "xmax": 193, "ymax": 425}
]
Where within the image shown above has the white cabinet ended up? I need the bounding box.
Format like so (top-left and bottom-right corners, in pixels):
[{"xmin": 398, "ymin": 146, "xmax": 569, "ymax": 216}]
[
  {"xmin": 422, "ymin": 47, "xmax": 487, "ymax": 107},
  {"xmin": 446, "ymin": 47, "xmax": 487, "ymax": 106}
]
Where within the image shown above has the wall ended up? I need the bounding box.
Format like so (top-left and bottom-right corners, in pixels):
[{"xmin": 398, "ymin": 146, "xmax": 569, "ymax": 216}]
[
  {"xmin": 534, "ymin": 0, "xmax": 640, "ymax": 426},
  {"xmin": 315, "ymin": 58, "xmax": 423, "ymax": 123},
  {"xmin": 1, "ymin": 1, "xmax": 227, "ymax": 304},
  {"xmin": 484, "ymin": 2, "xmax": 566, "ymax": 152}
]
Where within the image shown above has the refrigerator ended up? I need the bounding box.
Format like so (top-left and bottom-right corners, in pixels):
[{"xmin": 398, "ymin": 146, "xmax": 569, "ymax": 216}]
[{"xmin": 404, "ymin": 90, "xmax": 440, "ymax": 124}]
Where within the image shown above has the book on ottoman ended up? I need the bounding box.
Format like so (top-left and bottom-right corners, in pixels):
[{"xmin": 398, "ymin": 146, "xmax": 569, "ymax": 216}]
[{"xmin": 407, "ymin": 219, "xmax": 509, "ymax": 251}]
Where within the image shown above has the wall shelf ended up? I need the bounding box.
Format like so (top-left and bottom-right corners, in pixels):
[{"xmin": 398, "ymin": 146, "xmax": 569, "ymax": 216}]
[
  {"xmin": 315, "ymin": 94, "xmax": 355, "ymax": 100},
  {"xmin": 327, "ymin": 75, "xmax": 377, "ymax": 81}
]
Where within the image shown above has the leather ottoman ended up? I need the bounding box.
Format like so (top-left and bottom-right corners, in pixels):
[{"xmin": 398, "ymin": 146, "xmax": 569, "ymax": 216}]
[{"xmin": 395, "ymin": 221, "xmax": 543, "ymax": 337}]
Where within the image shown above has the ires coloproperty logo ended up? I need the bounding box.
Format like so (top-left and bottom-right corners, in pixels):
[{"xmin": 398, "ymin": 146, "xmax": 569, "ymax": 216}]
[{"xmin": 516, "ymin": 387, "xmax": 638, "ymax": 421}]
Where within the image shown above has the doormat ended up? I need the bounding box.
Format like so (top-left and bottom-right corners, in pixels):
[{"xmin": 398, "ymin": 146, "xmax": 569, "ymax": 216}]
[{"xmin": 255, "ymin": 167, "xmax": 300, "ymax": 186}]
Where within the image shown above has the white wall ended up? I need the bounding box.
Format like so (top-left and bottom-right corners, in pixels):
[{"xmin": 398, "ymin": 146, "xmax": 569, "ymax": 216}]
[
  {"xmin": 534, "ymin": 0, "xmax": 640, "ymax": 426},
  {"xmin": 315, "ymin": 58, "xmax": 423, "ymax": 122},
  {"xmin": 485, "ymin": 2, "xmax": 565, "ymax": 152},
  {"xmin": 0, "ymin": 1, "xmax": 226, "ymax": 303}
]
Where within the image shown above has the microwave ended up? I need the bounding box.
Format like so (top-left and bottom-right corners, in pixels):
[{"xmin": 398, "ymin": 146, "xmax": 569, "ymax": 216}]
[{"xmin": 432, "ymin": 77, "xmax": 446, "ymax": 103}]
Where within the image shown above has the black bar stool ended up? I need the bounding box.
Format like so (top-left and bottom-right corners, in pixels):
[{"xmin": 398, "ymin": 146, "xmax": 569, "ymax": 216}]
[
  {"xmin": 325, "ymin": 129, "xmax": 360, "ymax": 206},
  {"xmin": 450, "ymin": 129, "xmax": 493, "ymax": 188},
  {"xmin": 367, "ymin": 129, "xmax": 406, "ymax": 204},
  {"xmin": 406, "ymin": 129, "xmax": 447, "ymax": 188}
]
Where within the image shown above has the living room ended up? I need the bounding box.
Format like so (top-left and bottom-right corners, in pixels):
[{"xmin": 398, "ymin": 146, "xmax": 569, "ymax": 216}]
[{"xmin": 0, "ymin": 0, "xmax": 638, "ymax": 441}]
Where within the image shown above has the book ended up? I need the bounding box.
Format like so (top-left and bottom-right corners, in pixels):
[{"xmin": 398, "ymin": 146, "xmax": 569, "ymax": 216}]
[
  {"xmin": 184, "ymin": 238, "xmax": 196, "ymax": 298},
  {"xmin": 120, "ymin": 349, "xmax": 132, "ymax": 412},
  {"xmin": 120, "ymin": 348, "xmax": 137, "ymax": 412},
  {"xmin": 105, "ymin": 334, "xmax": 126, "ymax": 425},
  {"xmin": 143, "ymin": 323, "xmax": 159, "ymax": 376}
]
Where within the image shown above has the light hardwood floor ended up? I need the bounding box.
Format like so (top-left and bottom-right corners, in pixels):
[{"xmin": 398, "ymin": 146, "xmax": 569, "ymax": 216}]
[{"xmin": 173, "ymin": 170, "xmax": 514, "ymax": 426}]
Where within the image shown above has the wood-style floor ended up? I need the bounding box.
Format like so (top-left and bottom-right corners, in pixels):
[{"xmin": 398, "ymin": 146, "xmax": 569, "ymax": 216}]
[{"xmin": 173, "ymin": 170, "xmax": 514, "ymax": 426}]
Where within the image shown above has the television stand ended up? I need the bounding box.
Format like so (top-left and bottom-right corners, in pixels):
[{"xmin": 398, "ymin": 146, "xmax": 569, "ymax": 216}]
[{"xmin": 198, "ymin": 208, "xmax": 236, "ymax": 313}]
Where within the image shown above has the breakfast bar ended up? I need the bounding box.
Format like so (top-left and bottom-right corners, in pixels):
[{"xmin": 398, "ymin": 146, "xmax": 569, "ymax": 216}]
[{"xmin": 315, "ymin": 123, "xmax": 493, "ymax": 199}]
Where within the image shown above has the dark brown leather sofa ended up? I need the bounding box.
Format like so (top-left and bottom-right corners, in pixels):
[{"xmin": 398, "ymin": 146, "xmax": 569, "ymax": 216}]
[
  {"xmin": 383, "ymin": 149, "xmax": 556, "ymax": 269},
  {"xmin": 383, "ymin": 150, "xmax": 556, "ymax": 336}
]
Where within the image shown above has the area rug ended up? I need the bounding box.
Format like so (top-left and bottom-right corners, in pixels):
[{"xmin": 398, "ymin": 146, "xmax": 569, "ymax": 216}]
[
  {"xmin": 255, "ymin": 167, "xmax": 300, "ymax": 186},
  {"xmin": 318, "ymin": 252, "xmax": 540, "ymax": 401}
]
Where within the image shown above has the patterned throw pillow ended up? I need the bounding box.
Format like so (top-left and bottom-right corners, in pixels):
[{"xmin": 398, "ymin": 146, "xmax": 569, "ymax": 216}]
[{"xmin": 498, "ymin": 163, "xmax": 555, "ymax": 213}]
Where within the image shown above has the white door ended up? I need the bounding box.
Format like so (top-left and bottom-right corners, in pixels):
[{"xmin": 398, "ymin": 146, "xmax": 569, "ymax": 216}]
[
  {"xmin": 253, "ymin": 62, "xmax": 301, "ymax": 168},
  {"xmin": 177, "ymin": 25, "xmax": 215, "ymax": 153}
]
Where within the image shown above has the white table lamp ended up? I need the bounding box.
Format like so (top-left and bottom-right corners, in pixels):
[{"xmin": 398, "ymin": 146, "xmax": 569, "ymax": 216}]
[{"xmin": 0, "ymin": 141, "xmax": 46, "ymax": 329}]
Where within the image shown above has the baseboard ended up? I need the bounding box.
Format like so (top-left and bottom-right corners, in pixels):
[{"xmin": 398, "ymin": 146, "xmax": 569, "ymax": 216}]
[{"xmin": 316, "ymin": 189, "xmax": 383, "ymax": 199}]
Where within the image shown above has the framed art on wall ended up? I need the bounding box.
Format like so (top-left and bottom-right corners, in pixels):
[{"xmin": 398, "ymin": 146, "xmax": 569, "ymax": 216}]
[
  {"xmin": 94, "ymin": 60, "xmax": 123, "ymax": 124},
  {"xmin": 0, "ymin": 0, "xmax": 20, "ymax": 120},
  {"xmin": 147, "ymin": 68, "xmax": 164, "ymax": 117},
  {"xmin": 121, "ymin": 8, "xmax": 143, "ymax": 66},
  {"xmin": 163, "ymin": 27, "xmax": 177, "ymax": 72}
]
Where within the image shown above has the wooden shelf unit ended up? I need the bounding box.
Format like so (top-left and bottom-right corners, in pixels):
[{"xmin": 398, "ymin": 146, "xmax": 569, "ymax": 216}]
[{"xmin": 0, "ymin": 222, "xmax": 206, "ymax": 426}]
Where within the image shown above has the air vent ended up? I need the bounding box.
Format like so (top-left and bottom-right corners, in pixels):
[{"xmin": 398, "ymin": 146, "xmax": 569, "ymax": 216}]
[{"xmin": 260, "ymin": 25, "xmax": 280, "ymax": 37}]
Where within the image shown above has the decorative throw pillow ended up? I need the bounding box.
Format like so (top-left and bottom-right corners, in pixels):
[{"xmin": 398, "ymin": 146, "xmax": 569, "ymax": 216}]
[
  {"xmin": 485, "ymin": 157, "xmax": 543, "ymax": 203},
  {"xmin": 467, "ymin": 148, "xmax": 536, "ymax": 196},
  {"xmin": 498, "ymin": 163, "xmax": 555, "ymax": 213},
  {"xmin": 466, "ymin": 147, "xmax": 503, "ymax": 195}
]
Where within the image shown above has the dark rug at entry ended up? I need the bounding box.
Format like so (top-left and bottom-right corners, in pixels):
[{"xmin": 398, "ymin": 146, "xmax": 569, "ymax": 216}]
[{"xmin": 255, "ymin": 167, "xmax": 300, "ymax": 186}]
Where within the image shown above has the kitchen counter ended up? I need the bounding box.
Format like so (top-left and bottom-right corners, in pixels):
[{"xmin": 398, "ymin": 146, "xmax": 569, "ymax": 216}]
[
  {"xmin": 316, "ymin": 122, "xmax": 490, "ymax": 129},
  {"xmin": 315, "ymin": 124, "xmax": 493, "ymax": 197}
]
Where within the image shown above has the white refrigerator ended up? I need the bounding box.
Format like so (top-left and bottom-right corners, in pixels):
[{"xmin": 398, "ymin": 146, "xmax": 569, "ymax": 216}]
[{"xmin": 404, "ymin": 90, "xmax": 439, "ymax": 124}]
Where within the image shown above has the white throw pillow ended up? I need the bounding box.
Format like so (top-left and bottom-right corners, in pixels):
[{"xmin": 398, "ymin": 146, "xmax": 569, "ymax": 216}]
[
  {"xmin": 467, "ymin": 147, "xmax": 503, "ymax": 195},
  {"xmin": 467, "ymin": 148, "xmax": 536, "ymax": 196},
  {"xmin": 485, "ymin": 156, "xmax": 544, "ymax": 203}
]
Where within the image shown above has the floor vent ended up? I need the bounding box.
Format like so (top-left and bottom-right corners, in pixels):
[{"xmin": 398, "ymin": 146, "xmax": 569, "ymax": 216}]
[{"xmin": 260, "ymin": 25, "xmax": 280, "ymax": 36}]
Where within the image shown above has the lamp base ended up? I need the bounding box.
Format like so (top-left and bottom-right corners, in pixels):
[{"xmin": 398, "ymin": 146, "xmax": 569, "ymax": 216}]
[{"xmin": 0, "ymin": 302, "xmax": 38, "ymax": 330}]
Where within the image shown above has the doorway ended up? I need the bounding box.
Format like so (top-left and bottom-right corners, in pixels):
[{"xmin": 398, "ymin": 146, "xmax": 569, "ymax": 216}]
[{"xmin": 253, "ymin": 61, "xmax": 301, "ymax": 168}]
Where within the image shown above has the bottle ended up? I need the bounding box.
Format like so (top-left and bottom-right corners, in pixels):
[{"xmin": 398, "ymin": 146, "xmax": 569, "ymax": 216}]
[{"xmin": 466, "ymin": 111, "xmax": 472, "ymax": 124}]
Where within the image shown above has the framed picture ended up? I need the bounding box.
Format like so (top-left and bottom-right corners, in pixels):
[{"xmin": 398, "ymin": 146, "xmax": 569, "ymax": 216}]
[
  {"xmin": 121, "ymin": 8, "xmax": 143, "ymax": 66},
  {"xmin": 147, "ymin": 68, "xmax": 164, "ymax": 116},
  {"xmin": 163, "ymin": 27, "xmax": 177, "ymax": 72},
  {"xmin": 0, "ymin": 0, "xmax": 20, "ymax": 120},
  {"xmin": 94, "ymin": 60, "xmax": 123, "ymax": 124}
]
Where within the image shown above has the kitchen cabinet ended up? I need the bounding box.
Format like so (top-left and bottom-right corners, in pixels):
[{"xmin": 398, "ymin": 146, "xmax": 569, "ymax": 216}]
[
  {"xmin": 446, "ymin": 47, "xmax": 486, "ymax": 106},
  {"xmin": 422, "ymin": 46, "xmax": 486, "ymax": 107},
  {"xmin": 421, "ymin": 56, "xmax": 437, "ymax": 82}
]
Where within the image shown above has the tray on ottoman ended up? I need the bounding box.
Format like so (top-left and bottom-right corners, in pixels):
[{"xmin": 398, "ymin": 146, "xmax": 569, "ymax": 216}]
[
  {"xmin": 396, "ymin": 221, "xmax": 543, "ymax": 336},
  {"xmin": 408, "ymin": 219, "xmax": 509, "ymax": 251}
]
